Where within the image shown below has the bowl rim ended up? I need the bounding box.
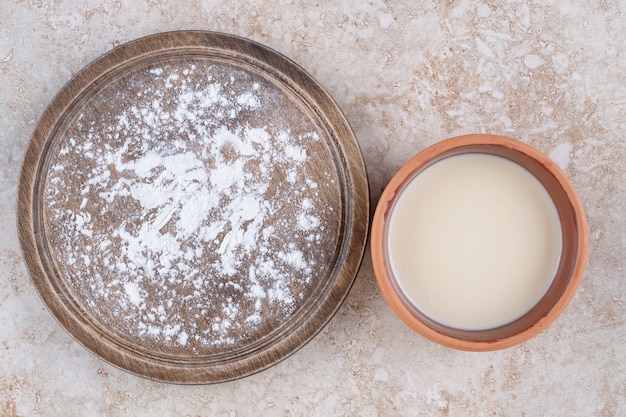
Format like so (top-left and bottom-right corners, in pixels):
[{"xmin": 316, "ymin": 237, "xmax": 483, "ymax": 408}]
[{"xmin": 370, "ymin": 134, "xmax": 588, "ymax": 351}]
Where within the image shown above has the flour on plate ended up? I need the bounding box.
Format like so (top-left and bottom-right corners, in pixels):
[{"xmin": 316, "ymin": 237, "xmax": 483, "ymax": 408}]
[{"xmin": 44, "ymin": 62, "xmax": 340, "ymax": 353}]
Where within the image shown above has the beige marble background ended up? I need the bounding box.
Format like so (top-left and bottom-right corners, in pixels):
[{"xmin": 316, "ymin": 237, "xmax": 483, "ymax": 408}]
[{"xmin": 1, "ymin": 0, "xmax": 625, "ymax": 416}]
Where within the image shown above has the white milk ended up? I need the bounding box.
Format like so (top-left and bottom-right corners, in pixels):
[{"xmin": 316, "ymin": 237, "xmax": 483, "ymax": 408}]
[{"xmin": 387, "ymin": 153, "xmax": 562, "ymax": 330}]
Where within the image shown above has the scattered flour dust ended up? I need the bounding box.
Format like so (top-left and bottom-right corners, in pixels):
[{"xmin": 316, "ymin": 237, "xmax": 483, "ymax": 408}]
[{"xmin": 44, "ymin": 62, "xmax": 339, "ymax": 353}]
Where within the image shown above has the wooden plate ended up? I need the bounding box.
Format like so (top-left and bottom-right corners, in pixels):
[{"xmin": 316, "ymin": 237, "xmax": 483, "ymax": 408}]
[{"xmin": 18, "ymin": 31, "xmax": 369, "ymax": 383}]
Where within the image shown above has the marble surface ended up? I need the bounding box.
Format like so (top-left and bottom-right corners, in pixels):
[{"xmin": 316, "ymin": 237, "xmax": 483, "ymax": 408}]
[{"xmin": 1, "ymin": 0, "xmax": 624, "ymax": 415}]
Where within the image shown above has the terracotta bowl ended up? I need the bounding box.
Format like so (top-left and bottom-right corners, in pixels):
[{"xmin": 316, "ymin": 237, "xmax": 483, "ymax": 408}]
[{"xmin": 370, "ymin": 134, "xmax": 588, "ymax": 351}]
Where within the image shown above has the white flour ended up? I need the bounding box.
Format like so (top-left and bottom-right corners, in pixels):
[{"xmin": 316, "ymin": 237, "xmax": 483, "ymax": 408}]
[{"xmin": 44, "ymin": 62, "xmax": 336, "ymax": 352}]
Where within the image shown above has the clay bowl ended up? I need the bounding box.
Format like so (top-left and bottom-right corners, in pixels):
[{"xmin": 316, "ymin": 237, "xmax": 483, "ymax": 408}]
[{"xmin": 370, "ymin": 134, "xmax": 588, "ymax": 351}]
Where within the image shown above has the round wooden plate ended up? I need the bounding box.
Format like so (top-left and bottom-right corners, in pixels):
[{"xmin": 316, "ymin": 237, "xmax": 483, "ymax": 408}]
[{"xmin": 18, "ymin": 31, "xmax": 369, "ymax": 384}]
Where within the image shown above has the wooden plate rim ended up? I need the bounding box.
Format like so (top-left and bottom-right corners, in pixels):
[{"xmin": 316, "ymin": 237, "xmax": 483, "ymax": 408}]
[{"xmin": 17, "ymin": 30, "xmax": 369, "ymax": 383}]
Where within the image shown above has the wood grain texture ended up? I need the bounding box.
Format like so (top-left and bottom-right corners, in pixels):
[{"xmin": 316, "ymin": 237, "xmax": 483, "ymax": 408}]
[{"xmin": 17, "ymin": 31, "xmax": 369, "ymax": 384}]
